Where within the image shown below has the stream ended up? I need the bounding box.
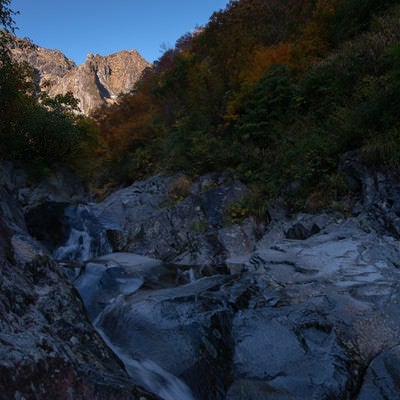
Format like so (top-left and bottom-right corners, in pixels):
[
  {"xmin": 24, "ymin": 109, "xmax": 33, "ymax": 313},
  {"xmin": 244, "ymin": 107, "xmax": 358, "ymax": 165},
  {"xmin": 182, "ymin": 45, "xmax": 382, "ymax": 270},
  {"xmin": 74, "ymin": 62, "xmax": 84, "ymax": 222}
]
[
  {"xmin": 49, "ymin": 198, "xmax": 400, "ymax": 400},
  {"xmin": 53, "ymin": 204, "xmax": 199, "ymax": 400}
]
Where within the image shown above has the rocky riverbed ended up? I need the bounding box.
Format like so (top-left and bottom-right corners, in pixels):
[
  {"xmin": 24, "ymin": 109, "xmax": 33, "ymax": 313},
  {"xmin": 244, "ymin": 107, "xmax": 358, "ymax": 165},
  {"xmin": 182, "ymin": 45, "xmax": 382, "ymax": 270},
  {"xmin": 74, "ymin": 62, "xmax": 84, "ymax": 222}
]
[{"xmin": 1, "ymin": 157, "xmax": 400, "ymax": 399}]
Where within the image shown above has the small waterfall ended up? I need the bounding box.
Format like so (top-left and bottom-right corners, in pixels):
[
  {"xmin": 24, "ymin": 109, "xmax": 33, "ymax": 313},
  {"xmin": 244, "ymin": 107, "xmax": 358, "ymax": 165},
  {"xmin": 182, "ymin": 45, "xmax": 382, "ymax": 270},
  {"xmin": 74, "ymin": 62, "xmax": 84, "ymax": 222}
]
[
  {"xmin": 93, "ymin": 310, "xmax": 196, "ymax": 400},
  {"xmin": 54, "ymin": 202, "xmax": 196, "ymax": 399},
  {"xmin": 123, "ymin": 358, "xmax": 196, "ymax": 400},
  {"xmin": 187, "ymin": 267, "xmax": 196, "ymax": 283},
  {"xmin": 53, "ymin": 204, "xmax": 112, "ymax": 262},
  {"xmin": 54, "ymin": 228, "xmax": 92, "ymax": 261}
]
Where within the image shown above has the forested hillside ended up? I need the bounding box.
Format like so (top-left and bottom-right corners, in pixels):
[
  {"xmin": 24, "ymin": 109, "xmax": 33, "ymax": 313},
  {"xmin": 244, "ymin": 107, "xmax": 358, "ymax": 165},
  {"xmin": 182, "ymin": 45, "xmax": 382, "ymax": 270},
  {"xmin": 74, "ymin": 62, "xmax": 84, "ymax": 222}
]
[
  {"xmin": 2, "ymin": 0, "xmax": 400, "ymax": 210},
  {"xmin": 93, "ymin": 0, "xmax": 400, "ymax": 209}
]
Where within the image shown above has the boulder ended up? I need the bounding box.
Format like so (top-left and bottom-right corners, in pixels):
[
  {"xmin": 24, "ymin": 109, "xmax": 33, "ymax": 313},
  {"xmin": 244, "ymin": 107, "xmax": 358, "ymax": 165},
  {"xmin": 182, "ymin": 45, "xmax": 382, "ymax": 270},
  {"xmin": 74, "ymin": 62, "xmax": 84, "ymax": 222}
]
[
  {"xmin": 93, "ymin": 174, "xmax": 261, "ymax": 265},
  {"xmin": 18, "ymin": 167, "xmax": 88, "ymax": 211},
  {"xmin": 92, "ymin": 273, "xmax": 234, "ymax": 400},
  {"xmin": 71, "ymin": 252, "xmax": 163, "ymax": 320},
  {"xmin": 228, "ymin": 306, "xmax": 349, "ymax": 399},
  {"xmin": 341, "ymin": 151, "xmax": 400, "ymax": 237},
  {"xmin": 0, "ymin": 161, "xmax": 27, "ymax": 193},
  {"xmin": 0, "ymin": 161, "xmax": 88, "ymax": 211}
]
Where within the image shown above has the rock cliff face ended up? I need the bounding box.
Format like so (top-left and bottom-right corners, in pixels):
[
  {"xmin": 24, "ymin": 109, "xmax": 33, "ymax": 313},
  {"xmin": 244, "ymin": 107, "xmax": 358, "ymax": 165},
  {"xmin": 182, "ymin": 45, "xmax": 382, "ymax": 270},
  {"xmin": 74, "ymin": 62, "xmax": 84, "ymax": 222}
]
[
  {"xmin": 48, "ymin": 50, "xmax": 151, "ymax": 114},
  {"xmin": 10, "ymin": 37, "xmax": 76, "ymax": 83},
  {"xmin": 0, "ymin": 162, "xmax": 159, "ymax": 400},
  {"xmin": 38, "ymin": 163, "xmax": 400, "ymax": 400},
  {"xmin": 10, "ymin": 37, "xmax": 151, "ymax": 115},
  {"xmin": 3, "ymin": 155, "xmax": 400, "ymax": 399}
]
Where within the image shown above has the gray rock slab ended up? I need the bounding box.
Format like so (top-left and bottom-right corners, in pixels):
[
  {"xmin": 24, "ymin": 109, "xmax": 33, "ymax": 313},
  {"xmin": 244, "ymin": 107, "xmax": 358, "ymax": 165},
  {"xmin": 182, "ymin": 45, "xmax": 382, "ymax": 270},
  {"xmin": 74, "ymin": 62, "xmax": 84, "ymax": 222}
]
[
  {"xmin": 73, "ymin": 252, "xmax": 163, "ymax": 320},
  {"xmin": 357, "ymin": 345, "xmax": 400, "ymax": 400},
  {"xmin": 229, "ymin": 308, "xmax": 349, "ymax": 399},
  {"xmin": 94, "ymin": 274, "xmax": 231, "ymax": 399},
  {"xmin": 95, "ymin": 252, "xmax": 162, "ymax": 271},
  {"xmin": 226, "ymin": 254, "xmax": 252, "ymax": 275}
]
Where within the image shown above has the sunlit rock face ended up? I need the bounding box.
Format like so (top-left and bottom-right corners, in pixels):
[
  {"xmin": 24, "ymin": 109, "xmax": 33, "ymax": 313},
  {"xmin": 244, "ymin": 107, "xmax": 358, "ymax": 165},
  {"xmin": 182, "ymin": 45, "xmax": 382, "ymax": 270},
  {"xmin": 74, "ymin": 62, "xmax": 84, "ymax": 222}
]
[
  {"xmin": 10, "ymin": 37, "xmax": 77, "ymax": 82},
  {"xmin": 48, "ymin": 50, "xmax": 151, "ymax": 114},
  {"xmin": 10, "ymin": 37, "xmax": 151, "ymax": 114}
]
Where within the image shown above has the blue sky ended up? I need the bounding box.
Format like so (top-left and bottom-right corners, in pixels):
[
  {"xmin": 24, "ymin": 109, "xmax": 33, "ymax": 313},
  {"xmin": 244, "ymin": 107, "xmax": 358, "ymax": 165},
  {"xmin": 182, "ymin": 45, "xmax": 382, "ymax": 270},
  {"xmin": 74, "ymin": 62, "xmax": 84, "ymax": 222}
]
[{"xmin": 11, "ymin": 0, "xmax": 229, "ymax": 65}]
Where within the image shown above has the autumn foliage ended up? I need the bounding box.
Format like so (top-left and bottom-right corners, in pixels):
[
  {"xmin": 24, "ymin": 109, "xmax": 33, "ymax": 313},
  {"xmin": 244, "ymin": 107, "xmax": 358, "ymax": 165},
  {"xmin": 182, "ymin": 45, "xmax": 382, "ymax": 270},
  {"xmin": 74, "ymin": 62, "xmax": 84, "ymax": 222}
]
[
  {"xmin": 90, "ymin": 0, "xmax": 399, "ymax": 208},
  {"xmin": 4, "ymin": 0, "xmax": 399, "ymax": 207}
]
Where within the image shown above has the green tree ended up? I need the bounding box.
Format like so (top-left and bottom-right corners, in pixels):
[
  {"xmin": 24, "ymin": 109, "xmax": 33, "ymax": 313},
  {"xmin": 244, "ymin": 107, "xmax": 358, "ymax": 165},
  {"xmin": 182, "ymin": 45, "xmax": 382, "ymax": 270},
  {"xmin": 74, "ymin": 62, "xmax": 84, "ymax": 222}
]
[
  {"xmin": 40, "ymin": 91, "xmax": 80, "ymax": 117},
  {"xmin": 0, "ymin": 0, "xmax": 17, "ymax": 58},
  {"xmin": 0, "ymin": 1, "xmax": 101, "ymax": 179}
]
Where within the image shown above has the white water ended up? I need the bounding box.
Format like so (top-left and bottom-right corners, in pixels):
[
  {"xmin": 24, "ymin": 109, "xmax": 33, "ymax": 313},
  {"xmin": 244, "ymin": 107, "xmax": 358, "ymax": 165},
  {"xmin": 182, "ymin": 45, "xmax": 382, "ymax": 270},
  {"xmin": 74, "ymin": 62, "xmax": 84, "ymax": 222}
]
[
  {"xmin": 122, "ymin": 358, "xmax": 196, "ymax": 400},
  {"xmin": 188, "ymin": 268, "xmax": 196, "ymax": 283},
  {"xmin": 53, "ymin": 204, "xmax": 195, "ymax": 399},
  {"xmin": 53, "ymin": 228, "xmax": 93, "ymax": 261},
  {"xmin": 53, "ymin": 204, "xmax": 112, "ymax": 261},
  {"xmin": 93, "ymin": 313, "xmax": 196, "ymax": 400}
]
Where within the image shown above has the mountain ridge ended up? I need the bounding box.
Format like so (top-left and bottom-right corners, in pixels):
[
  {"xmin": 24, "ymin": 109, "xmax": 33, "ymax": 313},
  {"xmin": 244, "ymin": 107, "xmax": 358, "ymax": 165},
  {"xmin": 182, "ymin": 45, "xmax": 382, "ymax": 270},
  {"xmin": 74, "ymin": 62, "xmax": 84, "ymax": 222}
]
[{"xmin": 10, "ymin": 37, "xmax": 151, "ymax": 114}]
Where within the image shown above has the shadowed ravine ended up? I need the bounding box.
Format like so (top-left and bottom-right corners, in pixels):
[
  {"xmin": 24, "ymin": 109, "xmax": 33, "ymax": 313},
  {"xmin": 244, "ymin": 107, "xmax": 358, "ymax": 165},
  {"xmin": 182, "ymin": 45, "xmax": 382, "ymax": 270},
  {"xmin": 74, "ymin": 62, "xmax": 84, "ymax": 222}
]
[
  {"xmin": 45, "ymin": 170, "xmax": 400, "ymax": 400},
  {"xmin": 2, "ymin": 161, "xmax": 400, "ymax": 399}
]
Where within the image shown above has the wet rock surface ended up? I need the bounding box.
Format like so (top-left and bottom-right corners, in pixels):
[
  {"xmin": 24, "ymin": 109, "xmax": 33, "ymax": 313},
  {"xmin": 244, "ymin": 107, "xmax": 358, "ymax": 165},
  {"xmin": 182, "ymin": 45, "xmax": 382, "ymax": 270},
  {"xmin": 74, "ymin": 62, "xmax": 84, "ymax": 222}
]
[
  {"xmin": 71, "ymin": 214, "xmax": 400, "ymax": 399},
  {"xmin": 0, "ymin": 254, "xmax": 158, "ymax": 400},
  {"xmin": 357, "ymin": 345, "xmax": 400, "ymax": 399},
  {"xmin": 3, "ymin": 161, "xmax": 400, "ymax": 399},
  {"xmin": 0, "ymin": 165, "xmax": 159, "ymax": 399}
]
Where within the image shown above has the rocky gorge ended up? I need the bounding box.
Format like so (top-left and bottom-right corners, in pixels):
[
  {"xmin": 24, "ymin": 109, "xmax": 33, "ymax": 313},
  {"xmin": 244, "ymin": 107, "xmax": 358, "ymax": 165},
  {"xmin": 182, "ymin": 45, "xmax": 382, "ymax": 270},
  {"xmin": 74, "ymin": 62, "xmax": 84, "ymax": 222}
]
[{"xmin": 1, "ymin": 156, "xmax": 400, "ymax": 399}]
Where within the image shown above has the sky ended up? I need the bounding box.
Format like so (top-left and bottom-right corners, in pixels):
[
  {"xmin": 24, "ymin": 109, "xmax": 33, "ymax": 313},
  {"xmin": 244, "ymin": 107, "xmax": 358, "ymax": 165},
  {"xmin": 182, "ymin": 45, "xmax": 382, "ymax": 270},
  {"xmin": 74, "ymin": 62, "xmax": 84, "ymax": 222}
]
[{"xmin": 11, "ymin": 0, "xmax": 229, "ymax": 65}]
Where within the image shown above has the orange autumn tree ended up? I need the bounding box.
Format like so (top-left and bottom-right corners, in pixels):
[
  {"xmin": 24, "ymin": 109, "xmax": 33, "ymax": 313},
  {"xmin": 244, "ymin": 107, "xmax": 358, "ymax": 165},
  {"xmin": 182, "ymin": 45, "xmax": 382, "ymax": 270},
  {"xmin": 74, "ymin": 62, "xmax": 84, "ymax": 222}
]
[
  {"xmin": 291, "ymin": 0, "xmax": 343, "ymax": 66},
  {"xmin": 93, "ymin": 69, "xmax": 164, "ymax": 184},
  {"xmin": 93, "ymin": 0, "xmax": 400, "ymax": 200}
]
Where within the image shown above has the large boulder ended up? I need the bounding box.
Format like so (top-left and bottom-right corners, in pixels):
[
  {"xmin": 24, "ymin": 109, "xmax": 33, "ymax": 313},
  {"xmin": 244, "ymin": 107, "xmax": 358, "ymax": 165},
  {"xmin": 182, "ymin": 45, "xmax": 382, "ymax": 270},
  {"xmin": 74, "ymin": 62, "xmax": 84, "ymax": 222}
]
[
  {"xmin": 227, "ymin": 305, "xmax": 350, "ymax": 400},
  {"xmin": 0, "ymin": 253, "xmax": 158, "ymax": 400},
  {"xmin": 93, "ymin": 173, "xmax": 262, "ymax": 266},
  {"xmin": 70, "ymin": 252, "xmax": 163, "ymax": 320},
  {"xmin": 224, "ymin": 217, "xmax": 400, "ymax": 399},
  {"xmin": 94, "ymin": 274, "xmax": 232, "ymax": 400},
  {"xmin": 0, "ymin": 160, "xmax": 88, "ymax": 211},
  {"xmin": 0, "ymin": 215, "xmax": 159, "ymax": 399}
]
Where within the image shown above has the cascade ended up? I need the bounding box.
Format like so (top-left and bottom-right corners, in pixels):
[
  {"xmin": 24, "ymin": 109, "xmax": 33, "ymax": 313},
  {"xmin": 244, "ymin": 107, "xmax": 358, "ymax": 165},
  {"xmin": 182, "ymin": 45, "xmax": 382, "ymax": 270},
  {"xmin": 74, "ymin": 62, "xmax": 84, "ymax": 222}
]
[
  {"xmin": 94, "ymin": 315, "xmax": 196, "ymax": 400},
  {"xmin": 53, "ymin": 204, "xmax": 112, "ymax": 261},
  {"xmin": 92, "ymin": 288, "xmax": 194, "ymax": 400},
  {"xmin": 52, "ymin": 204, "xmax": 197, "ymax": 399}
]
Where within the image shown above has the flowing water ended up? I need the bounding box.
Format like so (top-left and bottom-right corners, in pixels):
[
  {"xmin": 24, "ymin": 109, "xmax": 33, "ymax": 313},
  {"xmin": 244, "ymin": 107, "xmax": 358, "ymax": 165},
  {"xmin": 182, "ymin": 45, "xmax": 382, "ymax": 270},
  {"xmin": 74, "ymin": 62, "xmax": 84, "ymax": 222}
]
[
  {"xmin": 53, "ymin": 204, "xmax": 197, "ymax": 400},
  {"xmin": 53, "ymin": 204, "xmax": 112, "ymax": 261},
  {"xmin": 92, "ymin": 296, "xmax": 196, "ymax": 400}
]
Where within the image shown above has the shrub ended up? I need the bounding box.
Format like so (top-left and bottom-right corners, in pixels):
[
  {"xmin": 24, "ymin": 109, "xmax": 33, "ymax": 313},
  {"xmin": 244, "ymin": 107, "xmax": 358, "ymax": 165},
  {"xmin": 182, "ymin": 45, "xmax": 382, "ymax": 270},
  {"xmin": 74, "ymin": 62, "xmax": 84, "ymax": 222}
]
[
  {"xmin": 361, "ymin": 126, "xmax": 400, "ymax": 169},
  {"xmin": 166, "ymin": 175, "xmax": 193, "ymax": 204}
]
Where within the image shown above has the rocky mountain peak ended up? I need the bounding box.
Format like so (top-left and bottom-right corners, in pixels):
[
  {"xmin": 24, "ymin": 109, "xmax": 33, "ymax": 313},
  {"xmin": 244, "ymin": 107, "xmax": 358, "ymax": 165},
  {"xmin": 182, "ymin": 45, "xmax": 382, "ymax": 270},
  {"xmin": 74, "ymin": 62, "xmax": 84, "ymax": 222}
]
[
  {"xmin": 10, "ymin": 37, "xmax": 76, "ymax": 83},
  {"xmin": 10, "ymin": 37, "xmax": 151, "ymax": 115}
]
